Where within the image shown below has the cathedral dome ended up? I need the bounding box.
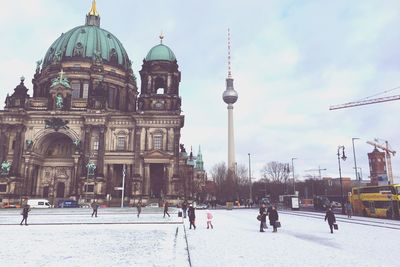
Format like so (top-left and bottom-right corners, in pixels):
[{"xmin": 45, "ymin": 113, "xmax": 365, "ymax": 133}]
[
  {"xmin": 42, "ymin": 8, "xmax": 131, "ymax": 71},
  {"xmin": 145, "ymin": 43, "xmax": 176, "ymax": 62}
]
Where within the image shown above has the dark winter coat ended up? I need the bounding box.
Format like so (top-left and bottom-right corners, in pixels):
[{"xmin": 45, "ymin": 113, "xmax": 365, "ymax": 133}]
[
  {"xmin": 22, "ymin": 205, "xmax": 31, "ymax": 217},
  {"xmin": 91, "ymin": 202, "xmax": 99, "ymax": 210},
  {"xmin": 325, "ymin": 210, "xmax": 336, "ymax": 225},
  {"xmin": 164, "ymin": 202, "xmax": 169, "ymax": 212},
  {"xmin": 266, "ymin": 206, "xmax": 273, "ymax": 215},
  {"xmin": 182, "ymin": 202, "xmax": 187, "ymax": 211},
  {"xmin": 188, "ymin": 206, "xmax": 196, "ymax": 219},
  {"xmin": 259, "ymin": 207, "xmax": 267, "ymax": 222},
  {"xmin": 268, "ymin": 209, "xmax": 279, "ymax": 223}
]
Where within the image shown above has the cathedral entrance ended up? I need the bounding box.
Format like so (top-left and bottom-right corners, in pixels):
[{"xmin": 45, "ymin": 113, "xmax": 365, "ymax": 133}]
[
  {"xmin": 34, "ymin": 132, "xmax": 75, "ymax": 201},
  {"xmin": 150, "ymin": 163, "xmax": 165, "ymax": 198}
]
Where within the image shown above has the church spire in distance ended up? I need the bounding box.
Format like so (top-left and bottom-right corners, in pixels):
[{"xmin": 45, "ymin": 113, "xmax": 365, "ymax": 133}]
[{"xmin": 86, "ymin": 0, "xmax": 100, "ymax": 27}]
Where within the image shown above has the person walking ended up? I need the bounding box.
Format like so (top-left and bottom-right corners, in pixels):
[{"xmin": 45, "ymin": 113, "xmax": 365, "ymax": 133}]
[
  {"xmin": 20, "ymin": 203, "xmax": 31, "ymax": 226},
  {"xmin": 182, "ymin": 201, "xmax": 188, "ymax": 219},
  {"xmin": 345, "ymin": 201, "xmax": 352, "ymax": 218},
  {"xmin": 136, "ymin": 200, "xmax": 142, "ymax": 218},
  {"xmin": 206, "ymin": 210, "xmax": 214, "ymax": 229},
  {"xmin": 91, "ymin": 201, "xmax": 99, "ymax": 217},
  {"xmin": 163, "ymin": 201, "xmax": 170, "ymax": 218},
  {"xmin": 188, "ymin": 204, "xmax": 196, "ymax": 229},
  {"xmin": 269, "ymin": 206, "xmax": 279, "ymax": 232},
  {"xmin": 259, "ymin": 203, "xmax": 267, "ymax": 232},
  {"xmin": 325, "ymin": 207, "xmax": 336, "ymax": 233}
]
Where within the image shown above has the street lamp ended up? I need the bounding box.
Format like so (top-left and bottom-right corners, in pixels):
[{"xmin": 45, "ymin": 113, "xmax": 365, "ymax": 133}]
[
  {"xmin": 291, "ymin": 158, "xmax": 297, "ymax": 195},
  {"xmin": 248, "ymin": 153, "xmax": 252, "ymax": 201},
  {"xmin": 337, "ymin": 146, "xmax": 347, "ymax": 214},
  {"xmin": 352, "ymin": 138, "xmax": 360, "ymax": 181}
]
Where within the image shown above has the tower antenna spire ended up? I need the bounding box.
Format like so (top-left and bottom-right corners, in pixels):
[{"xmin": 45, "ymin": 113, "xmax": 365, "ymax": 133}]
[{"xmin": 227, "ymin": 28, "xmax": 232, "ymax": 78}]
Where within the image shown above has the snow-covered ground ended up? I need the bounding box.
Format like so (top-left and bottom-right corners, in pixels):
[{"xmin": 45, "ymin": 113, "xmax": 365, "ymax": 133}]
[{"xmin": 0, "ymin": 207, "xmax": 399, "ymax": 267}]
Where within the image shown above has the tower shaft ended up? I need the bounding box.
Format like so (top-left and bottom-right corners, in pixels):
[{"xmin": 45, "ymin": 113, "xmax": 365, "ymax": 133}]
[{"xmin": 227, "ymin": 104, "xmax": 236, "ymax": 171}]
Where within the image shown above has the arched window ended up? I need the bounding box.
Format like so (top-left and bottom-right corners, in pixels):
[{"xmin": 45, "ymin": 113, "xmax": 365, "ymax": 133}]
[
  {"xmin": 154, "ymin": 77, "xmax": 165, "ymax": 94},
  {"xmin": 71, "ymin": 81, "xmax": 81, "ymax": 98}
]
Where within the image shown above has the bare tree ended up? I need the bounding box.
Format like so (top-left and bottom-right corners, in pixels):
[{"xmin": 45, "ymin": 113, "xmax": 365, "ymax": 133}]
[{"xmin": 260, "ymin": 161, "xmax": 290, "ymax": 183}]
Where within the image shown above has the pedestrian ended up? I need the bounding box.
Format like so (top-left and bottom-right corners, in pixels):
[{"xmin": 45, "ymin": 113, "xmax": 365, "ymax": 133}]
[
  {"xmin": 182, "ymin": 201, "xmax": 188, "ymax": 218},
  {"xmin": 268, "ymin": 205, "xmax": 279, "ymax": 232},
  {"xmin": 345, "ymin": 201, "xmax": 352, "ymax": 218},
  {"xmin": 91, "ymin": 200, "xmax": 99, "ymax": 217},
  {"xmin": 206, "ymin": 209, "xmax": 214, "ymax": 229},
  {"xmin": 163, "ymin": 201, "xmax": 170, "ymax": 218},
  {"xmin": 20, "ymin": 203, "xmax": 31, "ymax": 226},
  {"xmin": 136, "ymin": 200, "xmax": 142, "ymax": 218},
  {"xmin": 188, "ymin": 203, "xmax": 196, "ymax": 229},
  {"xmin": 324, "ymin": 207, "xmax": 336, "ymax": 233},
  {"xmin": 259, "ymin": 203, "xmax": 267, "ymax": 232}
]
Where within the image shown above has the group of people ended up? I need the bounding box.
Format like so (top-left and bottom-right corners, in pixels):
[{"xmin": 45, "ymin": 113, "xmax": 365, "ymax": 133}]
[{"xmin": 258, "ymin": 203, "xmax": 279, "ymax": 232}]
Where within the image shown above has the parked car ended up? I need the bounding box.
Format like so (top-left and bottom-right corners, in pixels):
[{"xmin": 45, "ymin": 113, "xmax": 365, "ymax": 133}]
[
  {"xmin": 79, "ymin": 203, "xmax": 91, "ymax": 208},
  {"xmin": 57, "ymin": 199, "xmax": 79, "ymax": 208},
  {"xmin": 330, "ymin": 201, "xmax": 342, "ymax": 208},
  {"xmin": 147, "ymin": 203, "xmax": 159, "ymax": 208},
  {"xmin": 27, "ymin": 199, "xmax": 52, "ymax": 208},
  {"xmin": 2, "ymin": 203, "xmax": 21, "ymax": 209}
]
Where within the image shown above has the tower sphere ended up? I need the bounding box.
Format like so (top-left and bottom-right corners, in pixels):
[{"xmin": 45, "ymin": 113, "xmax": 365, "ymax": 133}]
[{"xmin": 223, "ymin": 89, "xmax": 238, "ymax": 104}]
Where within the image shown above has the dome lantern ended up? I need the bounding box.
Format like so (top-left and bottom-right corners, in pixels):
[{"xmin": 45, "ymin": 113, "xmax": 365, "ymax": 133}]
[{"xmin": 86, "ymin": 0, "xmax": 100, "ymax": 27}]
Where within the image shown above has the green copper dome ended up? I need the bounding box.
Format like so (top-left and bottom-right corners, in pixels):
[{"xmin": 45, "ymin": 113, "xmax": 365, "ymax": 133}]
[
  {"xmin": 145, "ymin": 44, "xmax": 176, "ymax": 61},
  {"xmin": 42, "ymin": 25, "xmax": 131, "ymax": 71}
]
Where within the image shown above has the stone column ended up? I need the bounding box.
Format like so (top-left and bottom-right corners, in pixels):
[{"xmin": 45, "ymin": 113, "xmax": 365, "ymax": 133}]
[
  {"xmin": 144, "ymin": 163, "xmax": 150, "ymax": 196},
  {"xmin": 82, "ymin": 125, "xmax": 91, "ymax": 174},
  {"xmin": 173, "ymin": 127, "xmax": 180, "ymax": 176},
  {"xmin": 11, "ymin": 125, "xmax": 24, "ymax": 176},
  {"xmin": 134, "ymin": 127, "xmax": 141, "ymax": 174},
  {"xmin": 165, "ymin": 128, "xmax": 169, "ymax": 151},
  {"xmin": 144, "ymin": 127, "xmax": 148, "ymax": 151},
  {"xmin": 97, "ymin": 126, "xmax": 105, "ymax": 176}
]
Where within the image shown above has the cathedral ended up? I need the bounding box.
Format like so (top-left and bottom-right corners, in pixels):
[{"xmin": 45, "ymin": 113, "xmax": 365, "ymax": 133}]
[{"xmin": 0, "ymin": 1, "xmax": 205, "ymax": 205}]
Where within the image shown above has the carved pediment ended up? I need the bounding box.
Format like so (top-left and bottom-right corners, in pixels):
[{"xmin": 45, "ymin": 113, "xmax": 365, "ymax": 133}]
[{"xmin": 144, "ymin": 150, "xmax": 172, "ymax": 158}]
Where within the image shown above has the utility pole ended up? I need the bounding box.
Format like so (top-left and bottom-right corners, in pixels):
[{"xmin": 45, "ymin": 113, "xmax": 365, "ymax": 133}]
[
  {"xmin": 248, "ymin": 153, "xmax": 252, "ymax": 201},
  {"xmin": 352, "ymin": 138, "xmax": 360, "ymax": 180},
  {"xmin": 291, "ymin": 158, "xmax": 297, "ymax": 194}
]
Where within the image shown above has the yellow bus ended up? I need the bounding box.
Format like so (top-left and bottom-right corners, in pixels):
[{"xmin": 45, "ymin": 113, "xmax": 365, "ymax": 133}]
[{"xmin": 350, "ymin": 184, "xmax": 400, "ymax": 219}]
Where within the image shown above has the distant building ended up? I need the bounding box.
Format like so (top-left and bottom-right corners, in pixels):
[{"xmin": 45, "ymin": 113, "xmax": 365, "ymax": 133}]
[{"xmin": 368, "ymin": 147, "xmax": 387, "ymax": 185}]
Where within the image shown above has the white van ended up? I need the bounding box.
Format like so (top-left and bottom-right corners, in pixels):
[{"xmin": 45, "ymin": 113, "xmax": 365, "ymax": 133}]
[{"xmin": 27, "ymin": 199, "xmax": 52, "ymax": 208}]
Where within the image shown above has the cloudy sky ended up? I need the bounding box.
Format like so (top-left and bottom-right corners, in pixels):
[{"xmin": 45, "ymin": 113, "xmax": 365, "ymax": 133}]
[{"xmin": 1, "ymin": 0, "xmax": 400, "ymax": 182}]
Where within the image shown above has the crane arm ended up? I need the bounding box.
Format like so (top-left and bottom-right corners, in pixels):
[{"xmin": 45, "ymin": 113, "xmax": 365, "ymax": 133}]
[
  {"xmin": 366, "ymin": 141, "xmax": 396, "ymax": 155},
  {"xmin": 329, "ymin": 94, "xmax": 400, "ymax": 110}
]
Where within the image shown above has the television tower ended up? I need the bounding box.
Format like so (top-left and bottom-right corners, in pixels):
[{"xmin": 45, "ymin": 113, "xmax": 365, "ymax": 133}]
[{"xmin": 222, "ymin": 29, "xmax": 238, "ymax": 172}]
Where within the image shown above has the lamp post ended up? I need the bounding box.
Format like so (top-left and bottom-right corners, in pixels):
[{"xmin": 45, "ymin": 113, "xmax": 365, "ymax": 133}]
[
  {"xmin": 248, "ymin": 153, "xmax": 252, "ymax": 202},
  {"xmin": 356, "ymin": 167, "xmax": 363, "ymax": 181},
  {"xmin": 352, "ymin": 138, "xmax": 360, "ymax": 181},
  {"xmin": 337, "ymin": 145, "xmax": 347, "ymax": 214},
  {"xmin": 291, "ymin": 158, "xmax": 297, "ymax": 195}
]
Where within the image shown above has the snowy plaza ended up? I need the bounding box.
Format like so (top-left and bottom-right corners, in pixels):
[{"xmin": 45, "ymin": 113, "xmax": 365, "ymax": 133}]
[{"xmin": 0, "ymin": 207, "xmax": 399, "ymax": 267}]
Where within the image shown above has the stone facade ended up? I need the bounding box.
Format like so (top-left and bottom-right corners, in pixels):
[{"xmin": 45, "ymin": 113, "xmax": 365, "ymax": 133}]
[{"xmin": 0, "ymin": 6, "xmax": 194, "ymax": 205}]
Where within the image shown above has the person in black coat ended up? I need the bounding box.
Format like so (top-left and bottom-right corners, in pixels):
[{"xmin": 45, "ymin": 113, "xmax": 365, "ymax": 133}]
[
  {"xmin": 182, "ymin": 201, "xmax": 188, "ymax": 218},
  {"xmin": 324, "ymin": 207, "xmax": 336, "ymax": 233},
  {"xmin": 163, "ymin": 201, "xmax": 170, "ymax": 218},
  {"xmin": 259, "ymin": 203, "xmax": 267, "ymax": 232},
  {"xmin": 188, "ymin": 204, "xmax": 196, "ymax": 229},
  {"xmin": 20, "ymin": 204, "xmax": 31, "ymax": 226},
  {"xmin": 268, "ymin": 206, "xmax": 279, "ymax": 232}
]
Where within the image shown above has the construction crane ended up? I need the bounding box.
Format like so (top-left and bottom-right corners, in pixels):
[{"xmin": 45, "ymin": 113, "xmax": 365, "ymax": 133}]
[
  {"xmin": 305, "ymin": 166, "xmax": 327, "ymax": 179},
  {"xmin": 366, "ymin": 139, "xmax": 396, "ymax": 184},
  {"xmin": 329, "ymin": 86, "xmax": 400, "ymax": 110}
]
